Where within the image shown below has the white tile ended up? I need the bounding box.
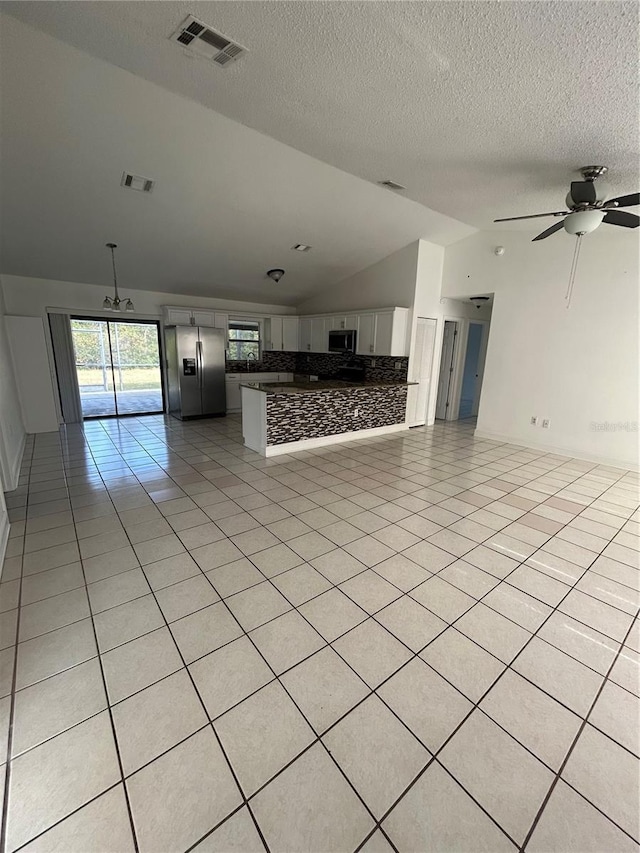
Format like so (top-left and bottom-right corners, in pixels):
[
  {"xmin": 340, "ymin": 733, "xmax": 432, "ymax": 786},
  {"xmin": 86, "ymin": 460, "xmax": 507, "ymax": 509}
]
[
  {"xmin": 19, "ymin": 785, "xmax": 135, "ymax": 853},
  {"xmin": 410, "ymin": 575, "xmax": 476, "ymax": 623},
  {"xmin": 480, "ymin": 669, "xmax": 581, "ymax": 770},
  {"xmin": 112, "ymin": 669, "xmax": 208, "ymax": 775},
  {"xmin": 311, "ymin": 548, "xmax": 367, "ymax": 584},
  {"xmin": 537, "ymin": 611, "xmax": 620, "ymax": 675},
  {"xmin": 215, "ymin": 680, "xmax": 315, "ymax": 796},
  {"xmin": 562, "ymin": 725, "xmax": 640, "ymax": 841},
  {"xmin": 513, "ymin": 637, "xmax": 603, "ymax": 716},
  {"xmin": 376, "ymin": 596, "xmax": 447, "ymax": 652},
  {"xmin": 171, "ymin": 601, "xmax": 243, "ymax": 664},
  {"xmin": 191, "ymin": 807, "xmax": 264, "ymax": 852},
  {"xmin": 249, "ymin": 609, "xmax": 325, "ymax": 674},
  {"xmin": 324, "ymin": 694, "xmax": 429, "ymax": 818},
  {"xmin": 155, "ymin": 574, "xmax": 219, "ymax": 622},
  {"xmin": 16, "ymin": 618, "xmax": 97, "ymax": 689},
  {"xmin": 93, "ymin": 594, "xmax": 164, "ymax": 653},
  {"xmin": 589, "ymin": 680, "xmax": 640, "ymax": 756},
  {"xmin": 527, "ymin": 779, "xmax": 638, "ymax": 853},
  {"xmin": 333, "ymin": 618, "xmax": 412, "ymax": 688},
  {"xmin": 420, "ymin": 628, "xmax": 505, "ymax": 702},
  {"xmin": 126, "ymin": 727, "xmax": 242, "ymax": 853},
  {"xmin": 299, "ymin": 588, "xmax": 368, "ymax": 642},
  {"xmin": 378, "ymin": 657, "xmax": 472, "ymax": 751},
  {"xmin": 102, "ymin": 627, "xmax": 183, "ymax": 704},
  {"xmin": 12, "ymin": 658, "xmax": 106, "ymax": 757},
  {"xmin": 189, "ymin": 636, "xmax": 273, "ymax": 719},
  {"xmin": 280, "ymin": 646, "xmax": 369, "ymax": 734},
  {"xmin": 6, "ymin": 711, "xmax": 120, "ymax": 851},
  {"xmin": 439, "ymin": 710, "xmax": 553, "ymax": 845},
  {"xmin": 225, "ymin": 581, "xmax": 291, "ymax": 631},
  {"xmin": 271, "ymin": 563, "xmax": 332, "ymax": 605},
  {"xmin": 455, "ymin": 602, "xmax": 531, "ymax": 664},
  {"xmin": 373, "ymin": 554, "xmax": 431, "ymax": 592},
  {"xmin": 251, "ymin": 743, "xmax": 373, "ymax": 849},
  {"xmin": 339, "ymin": 570, "xmax": 403, "ymax": 615},
  {"xmin": 19, "ymin": 587, "xmax": 90, "ymax": 642},
  {"xmin": 383, "ymin": 762, "xmax": 515, "ymax": 852}
]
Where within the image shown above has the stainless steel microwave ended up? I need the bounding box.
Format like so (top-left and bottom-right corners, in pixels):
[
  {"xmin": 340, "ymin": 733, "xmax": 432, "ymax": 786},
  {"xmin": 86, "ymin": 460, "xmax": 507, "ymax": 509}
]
[{"xmin": 328, "ymin": 329, "xmax": 357, "ymax": 353}]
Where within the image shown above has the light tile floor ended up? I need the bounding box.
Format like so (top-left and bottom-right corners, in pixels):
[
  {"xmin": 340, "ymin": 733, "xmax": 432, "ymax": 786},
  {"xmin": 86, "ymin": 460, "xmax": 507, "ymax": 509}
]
[{"xmin": 1, "ymin": 415, "xmax": 639, "ymax": 852}]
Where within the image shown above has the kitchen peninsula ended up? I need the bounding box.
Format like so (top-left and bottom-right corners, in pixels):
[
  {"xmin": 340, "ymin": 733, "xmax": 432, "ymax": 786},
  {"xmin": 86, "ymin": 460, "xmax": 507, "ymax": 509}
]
[{"xmin": 240, "ymin": 380, "xmax": 413, "ymax": 456}]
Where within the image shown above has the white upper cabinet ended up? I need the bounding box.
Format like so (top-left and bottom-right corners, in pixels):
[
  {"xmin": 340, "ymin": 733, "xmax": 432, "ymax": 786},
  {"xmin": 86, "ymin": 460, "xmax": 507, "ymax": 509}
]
[
  {"xmin": 310, "ymin": 317, "xmax": 327, "ymax": 353},
  {"xmin": 264, "ymin": 316, "xmax": 299, "ymax": 351},
  {"xmin": 373, "ymin": 311, "xmax": 394, "ymax": 355},
  {"xmin": 299, "ymin": 317, "xmax": 313, "ymax": 352},
  {"xmin": 282, "ymin": 317, "xmax": 299, "ymax": 351},
  {"xmin": 163, "ymin": 307, "xmax": 227, "ymax": 332},
  {"xmin": 356, "ymin": 313, "xmax": 376, "ymax": 355}
]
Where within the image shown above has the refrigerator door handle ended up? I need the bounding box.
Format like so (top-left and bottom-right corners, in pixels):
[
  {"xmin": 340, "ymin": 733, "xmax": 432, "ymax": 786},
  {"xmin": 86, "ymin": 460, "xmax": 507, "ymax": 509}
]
[{"xmin": 196, "ymin": 340, "xmax": 203, "ymax": 390}]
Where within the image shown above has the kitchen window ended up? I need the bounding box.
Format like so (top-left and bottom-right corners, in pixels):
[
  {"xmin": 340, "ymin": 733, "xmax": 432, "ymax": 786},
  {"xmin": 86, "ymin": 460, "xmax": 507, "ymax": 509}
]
[{"xmin": 228, "ymin": 320, "xmax": 261, "ymax": 361}]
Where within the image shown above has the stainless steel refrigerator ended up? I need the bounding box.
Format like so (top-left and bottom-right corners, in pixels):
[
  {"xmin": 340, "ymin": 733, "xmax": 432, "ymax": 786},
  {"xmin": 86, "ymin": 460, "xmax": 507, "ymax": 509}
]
[{"xmin": 165, "ymin": 325, "xmax": 226, "ymax": 419}]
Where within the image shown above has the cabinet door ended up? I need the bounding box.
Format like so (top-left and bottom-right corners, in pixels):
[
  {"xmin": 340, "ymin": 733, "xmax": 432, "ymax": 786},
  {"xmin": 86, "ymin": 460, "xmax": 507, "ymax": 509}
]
[
  {"xmin": 356, "ymin": 314, "xmax": 376, "ymax": 354},
  {"xmin": 213, "ymin": 313, "xmax": 228, "ymax": 331},
  {"xmin": 310, "ymin": 317, "xmax": 327, "ymax": 353},
  {"xmin": 326, "ymin": 316, "xmax": 345, "ymax": 331},
  {"xmin": 266, "ymin": 317, "xmax": 283, "ymax": 351},
  {"xmin": 281, "ymin": 317, "xmax": 299, "ymax": 352},
  {"xmin": 166, "ymin": 308, "xmax": 193, "ymax": 326},
  {"xmin": 299, "ymin": 318, "xmax": 313, "ymax": 352},
  {"xmin": 373, "ymin": 312, "xmax": 394, "ymax": 355},
  {"xmin": 225, "ymin": 381, "xmax": 242, "ymax": 411},
  {"xmin": 192, "ymin": 311, "xmax": 216, "ymax": 328},
  {"xmin": 344, "ymin": 315, "xmax": 359, "ymax": 332}
]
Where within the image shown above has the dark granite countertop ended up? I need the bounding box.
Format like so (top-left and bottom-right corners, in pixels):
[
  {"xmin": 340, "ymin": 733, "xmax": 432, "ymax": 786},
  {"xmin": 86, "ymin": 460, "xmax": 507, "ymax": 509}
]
[{"xmin": 240, "ymin": 380, "xmax": 416, "ymax": 395}]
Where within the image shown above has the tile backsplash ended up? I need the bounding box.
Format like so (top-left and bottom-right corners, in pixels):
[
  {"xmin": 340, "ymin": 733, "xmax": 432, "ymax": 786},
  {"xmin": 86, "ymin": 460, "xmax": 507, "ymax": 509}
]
[{"xmin": 226, "ymin": 350, "xmax": 408, "ymax": 382}]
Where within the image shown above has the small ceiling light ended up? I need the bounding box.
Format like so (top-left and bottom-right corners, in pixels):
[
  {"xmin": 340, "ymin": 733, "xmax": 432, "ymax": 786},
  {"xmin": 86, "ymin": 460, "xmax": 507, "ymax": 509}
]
[
  {"xmin": 470, "ymin": 296, "xmax": 490, "ymax": 309},
  {"xmin": 494, "ymin": 246, "xmax": 505, "ymax": 256},
  {"xmin": 103, "ymin": 243, "xmax": 135, "ymax": 312},
  {"xmin": 267, "ymin": 268, "xmax": 285, "ymax": 282},
  {"xmin": 291, "ymin": 244, "xmax": 311, "ymax": 252}
]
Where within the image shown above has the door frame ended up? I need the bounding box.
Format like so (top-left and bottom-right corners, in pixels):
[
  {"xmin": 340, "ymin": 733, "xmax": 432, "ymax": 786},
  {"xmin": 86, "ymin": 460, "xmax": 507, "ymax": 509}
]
[
  {"xmin": 70, "ymin": 315, "xmax": 166, "ymax": 419},
  {"xmin": 435, "ymin": 319, "xmax": 461, "ymax": 420},
  {"xmin": 407, "ymin": 316, "xmax": 437, "ymax": 427}
]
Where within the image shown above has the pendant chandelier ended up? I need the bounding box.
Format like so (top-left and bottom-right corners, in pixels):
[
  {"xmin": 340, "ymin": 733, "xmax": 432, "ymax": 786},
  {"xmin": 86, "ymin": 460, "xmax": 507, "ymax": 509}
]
[{"xmin": 103, "ymin": 243, "xmax": 134, "ymax": 312}]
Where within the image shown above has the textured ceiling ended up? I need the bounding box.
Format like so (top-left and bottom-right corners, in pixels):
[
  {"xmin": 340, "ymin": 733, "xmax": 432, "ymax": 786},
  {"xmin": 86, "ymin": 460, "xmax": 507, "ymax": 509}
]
[
  {"xmin": 0, "ymin": 14, "xmax": 472, "ymax": 305},
  {"xmin": 3, "ymin": 0, "xmax": 639, "ymax": 229}
]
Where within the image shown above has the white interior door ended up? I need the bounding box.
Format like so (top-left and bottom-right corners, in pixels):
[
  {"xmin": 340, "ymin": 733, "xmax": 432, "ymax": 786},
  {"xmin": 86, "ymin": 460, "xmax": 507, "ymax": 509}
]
[
  {"xmin": 435, "ymin": 321, "xmax": 457, "ymax": 420},
  {"xmin": 408, "ymin": 317, "xmax": 437, "ymax": 426}
]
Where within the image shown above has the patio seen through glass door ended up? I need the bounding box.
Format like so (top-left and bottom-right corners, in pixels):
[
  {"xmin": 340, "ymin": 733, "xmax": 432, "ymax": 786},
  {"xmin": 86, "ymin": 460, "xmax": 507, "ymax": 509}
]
[{"xmin": 71, "ymin": 318, "xmax": 164, "ymax": 418}]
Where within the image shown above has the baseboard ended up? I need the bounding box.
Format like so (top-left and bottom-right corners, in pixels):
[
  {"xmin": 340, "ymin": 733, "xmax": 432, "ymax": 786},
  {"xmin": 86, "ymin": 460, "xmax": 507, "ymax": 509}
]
[
  {"xmin": 262, "ymin": 422, "xmax": 409, "ymax": 457},
  {"xmin": 473, "ymin": 428, "xmax": 638, "ymax": 472},
  {"xmin": 4, "ymin": 431, "xmax": 26, "ymax": 492},
  {"xmin": 0, "ymin": 509, "xmax": 10, "ymax": 577}
]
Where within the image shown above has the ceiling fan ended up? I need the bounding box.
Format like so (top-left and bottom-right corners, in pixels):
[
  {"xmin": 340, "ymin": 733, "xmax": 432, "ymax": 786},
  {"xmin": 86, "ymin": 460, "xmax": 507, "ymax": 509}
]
[{"xmin": 494, "ymin": 166, "xmax": 640, "ymax": 241}]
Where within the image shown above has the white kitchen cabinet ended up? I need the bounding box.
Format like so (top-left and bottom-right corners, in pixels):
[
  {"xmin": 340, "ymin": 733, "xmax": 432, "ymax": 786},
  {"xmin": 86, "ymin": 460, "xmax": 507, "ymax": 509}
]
[
  {"xmin": 373, "ymin": 311, "xmax": 394, "ymax": 355},
  {"xmin": 163, "ymin": 307, "xmax": 227, "ymax": 332},
  {"xmin": 226, "ymin": 372, "xmax": 293, "ymax": 412},
  {"xmin": 264, "ymin": 316, "xmax": 299, "ymax": 352},
  {"xmin": 282, "ymin": 317, "xmax": 299, "ymax": 351},
  {"xmin": 310, "ymin": 317, "xmax": 328, "ymax": 353},
  {"xmin": 356, "ymin": 313, "xmax": 376, "ymax": 355},
  {"xmin": 164, "ymin": 308, "xmax": 193, "ymax": 326},
  {"xmin": 299, "ymin": 318, "xmax": 313, "ymax": 352}
]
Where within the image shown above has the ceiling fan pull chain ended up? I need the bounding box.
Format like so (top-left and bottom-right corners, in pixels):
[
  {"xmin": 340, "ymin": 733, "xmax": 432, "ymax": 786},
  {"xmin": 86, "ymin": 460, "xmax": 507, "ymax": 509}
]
[{"xmin": 565, "ymin": 233, "xmax": 583, "ymax": 309}]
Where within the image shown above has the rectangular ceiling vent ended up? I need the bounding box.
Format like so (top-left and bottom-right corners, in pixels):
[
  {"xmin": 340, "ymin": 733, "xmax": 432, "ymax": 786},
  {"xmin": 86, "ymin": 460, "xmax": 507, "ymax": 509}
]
[
  {"xmin": 121, "ymin": 172, "xmax": 154, "ymax": 193},
  {"xmin": 170, "ymin": 16, "xmax": 247, "ymax": 67}
]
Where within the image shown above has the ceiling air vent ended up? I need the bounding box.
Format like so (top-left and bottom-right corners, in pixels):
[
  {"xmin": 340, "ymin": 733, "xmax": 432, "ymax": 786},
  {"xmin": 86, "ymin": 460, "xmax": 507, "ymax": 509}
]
[
  {"xmin": 121, "ymin": 172, "xmax": 154, "ymax": 193},
  {"xmin": 170, "ymin": 15, "xmax": 247, "ymax": 67},
  {"xmin": 379, "ymin": 180, "xmax": 406, "ymax": 191}
]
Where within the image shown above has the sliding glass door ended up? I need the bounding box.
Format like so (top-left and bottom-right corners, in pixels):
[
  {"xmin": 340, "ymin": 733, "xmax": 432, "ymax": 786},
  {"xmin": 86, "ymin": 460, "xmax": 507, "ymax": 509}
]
[{"xmin": 71, "ymin": 318, "xmax": 164, "ymax": 418}]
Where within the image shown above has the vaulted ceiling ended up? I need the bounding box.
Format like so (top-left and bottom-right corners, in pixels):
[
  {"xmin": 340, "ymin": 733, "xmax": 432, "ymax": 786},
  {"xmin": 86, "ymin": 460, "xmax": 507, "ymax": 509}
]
[{"xmin": 1, "ymin": 2, "xmax": 637, "ymax": 304}]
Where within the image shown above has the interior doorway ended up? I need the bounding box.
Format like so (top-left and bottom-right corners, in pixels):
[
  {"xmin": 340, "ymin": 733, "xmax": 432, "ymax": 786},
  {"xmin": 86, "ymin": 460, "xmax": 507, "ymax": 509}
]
[
  {"xmin": 459, "ymin": 321, "xmax": 485, "ymax": 418},
  {"xmin": 70, "ymin": 317, "xmax": 164, "ymax": 418},
  {"xmin": 435, "ymin": 320, "xmax": 458, "ymax": 420}
]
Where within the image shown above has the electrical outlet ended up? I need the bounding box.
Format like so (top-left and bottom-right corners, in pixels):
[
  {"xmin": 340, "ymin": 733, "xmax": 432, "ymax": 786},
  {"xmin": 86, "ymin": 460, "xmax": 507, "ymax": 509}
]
[
  {"xmin": 353, "ymin": 409, "xmax": 359, "ymax": 417},
  {"xmin": 370, "ymin": 359, "xmax": 376, "ymax": 368},
  {"xmin": 542, "ymin": 418, "xmax": 551, "ymax": 429},
  {"xmin": 530, "ymin": 416, "xmax": 538, "ymax": 426},
  {"xmin": 395, "ymin": 361, "xmax": 402, "ymax": 370}
]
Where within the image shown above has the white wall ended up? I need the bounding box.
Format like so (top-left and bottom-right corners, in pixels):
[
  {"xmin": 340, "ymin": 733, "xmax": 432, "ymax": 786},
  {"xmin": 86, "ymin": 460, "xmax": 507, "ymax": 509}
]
[
  {"xmin": 0, "ymin": 283, "xmax": 26, "ymax": 491},
  {"xmin": 0, "ymin": 274, "xmax": 296, "ymax": 319},
  {"xmin": 6, "ymin": 316, "xmax": 59, "ymax": 434},
  {"xmin": 296, "ymin": 242, "xmax": 420, "ymax": 314},
  {"xmin": 442, "ymin": 229, "xmax": 640, "ymax": 468}
]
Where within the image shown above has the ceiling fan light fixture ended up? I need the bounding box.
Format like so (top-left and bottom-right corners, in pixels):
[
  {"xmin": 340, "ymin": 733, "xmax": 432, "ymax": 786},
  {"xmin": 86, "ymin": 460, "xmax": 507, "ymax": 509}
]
[
  {"xmin": 563, "ymin": 210, "xmax": 604, "ymax": 236},
  {"xmin": 267, "ymin": 268, "xmax": 285, "ymax": 282}
]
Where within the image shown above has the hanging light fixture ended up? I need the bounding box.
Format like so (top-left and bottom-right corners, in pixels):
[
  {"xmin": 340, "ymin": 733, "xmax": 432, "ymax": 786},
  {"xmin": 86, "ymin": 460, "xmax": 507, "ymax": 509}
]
[{"xmin": 103, "ymin": 243, "xmax": 134, "ymax": 312}]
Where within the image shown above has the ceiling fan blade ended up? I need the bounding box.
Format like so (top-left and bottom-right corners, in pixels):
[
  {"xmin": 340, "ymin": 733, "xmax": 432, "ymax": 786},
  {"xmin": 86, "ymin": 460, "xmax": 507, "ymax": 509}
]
[
  {"xmin": 603, "ymin": 210, "xmax": 640, "ymax": 228},
  {"xmin": 605, "ymin": 192, "xmax": 639, "ymax": 208},
  {"xmin": 570, "ymin": 181, "xmax": 597, "ymax": 205},
  {"xmin": 494, "ymin": 211, "xmax": 567, "ymax": 222},
  {"xmin": 532, "ymin": 221, "xmax": 565, "ymax": 241}
]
